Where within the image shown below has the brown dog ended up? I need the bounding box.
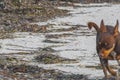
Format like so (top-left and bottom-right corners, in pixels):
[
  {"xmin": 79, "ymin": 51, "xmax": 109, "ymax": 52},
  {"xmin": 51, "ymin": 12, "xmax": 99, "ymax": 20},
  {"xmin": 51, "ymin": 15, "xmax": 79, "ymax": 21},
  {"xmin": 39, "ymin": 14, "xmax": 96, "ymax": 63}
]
[{"xmin": 88, "ymin": 20, "xmax": 120, "ymax": 78}]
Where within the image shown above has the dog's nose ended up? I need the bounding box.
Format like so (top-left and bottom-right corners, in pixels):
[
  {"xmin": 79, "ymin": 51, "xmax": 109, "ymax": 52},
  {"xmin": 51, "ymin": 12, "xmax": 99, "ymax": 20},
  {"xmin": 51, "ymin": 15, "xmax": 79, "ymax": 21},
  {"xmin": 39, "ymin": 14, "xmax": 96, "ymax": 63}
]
[{"xmin": 99, "ymin": 53, "xmax": 104, "ymax": 58}]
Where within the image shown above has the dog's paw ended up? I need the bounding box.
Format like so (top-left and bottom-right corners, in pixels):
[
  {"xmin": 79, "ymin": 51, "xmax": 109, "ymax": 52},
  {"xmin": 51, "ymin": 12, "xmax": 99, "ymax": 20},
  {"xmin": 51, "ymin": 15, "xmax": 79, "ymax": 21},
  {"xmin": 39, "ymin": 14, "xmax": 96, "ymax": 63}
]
[{"xmin": 103, "ymin": 75, "xmax": 117, "ymax": 80}]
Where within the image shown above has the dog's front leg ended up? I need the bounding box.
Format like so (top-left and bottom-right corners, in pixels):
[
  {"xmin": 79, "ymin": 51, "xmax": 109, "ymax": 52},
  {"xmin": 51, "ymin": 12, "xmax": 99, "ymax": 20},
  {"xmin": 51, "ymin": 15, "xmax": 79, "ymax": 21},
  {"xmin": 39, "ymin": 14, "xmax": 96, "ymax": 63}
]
[
  {"xmin": 104, "ymin": 59, "xmax": 117, "ymax": 76},
  {"xmin": 99, "ymin": 58, "xmax": 108, "ymax": 77}
]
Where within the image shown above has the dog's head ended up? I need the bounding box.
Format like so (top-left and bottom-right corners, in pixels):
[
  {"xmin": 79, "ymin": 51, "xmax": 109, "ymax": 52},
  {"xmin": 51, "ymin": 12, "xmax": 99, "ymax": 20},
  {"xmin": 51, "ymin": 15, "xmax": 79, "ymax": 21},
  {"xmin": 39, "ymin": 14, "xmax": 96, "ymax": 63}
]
[{"xmin": 97, "ymin": 20, "xmax": 119, "ymax": 59}]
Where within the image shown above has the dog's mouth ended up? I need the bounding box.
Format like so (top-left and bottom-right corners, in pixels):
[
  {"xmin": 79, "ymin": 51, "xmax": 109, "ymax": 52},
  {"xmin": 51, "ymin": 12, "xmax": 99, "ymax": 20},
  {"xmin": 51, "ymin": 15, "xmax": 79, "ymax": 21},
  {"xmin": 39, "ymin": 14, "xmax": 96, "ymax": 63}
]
[{"xmin": 99, "ymin": 44, "xmax": 115, "ymax": 59}]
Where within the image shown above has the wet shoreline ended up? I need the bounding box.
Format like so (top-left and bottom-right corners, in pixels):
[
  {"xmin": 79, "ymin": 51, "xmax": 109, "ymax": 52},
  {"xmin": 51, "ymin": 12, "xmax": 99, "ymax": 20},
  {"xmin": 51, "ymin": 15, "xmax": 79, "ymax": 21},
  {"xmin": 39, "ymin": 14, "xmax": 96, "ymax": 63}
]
[{"xmin": 0, "ymin": 1, "xmax": 120, "ymax": 80}]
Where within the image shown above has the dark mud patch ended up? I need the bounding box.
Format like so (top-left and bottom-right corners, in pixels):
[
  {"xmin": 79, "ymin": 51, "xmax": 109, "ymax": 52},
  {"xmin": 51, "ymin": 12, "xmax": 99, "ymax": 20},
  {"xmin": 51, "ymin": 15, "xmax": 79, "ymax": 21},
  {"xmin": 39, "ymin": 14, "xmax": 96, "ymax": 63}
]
[
  {"xmin": 35, "ymin": 53, "xmax": 77, "ymax": 64},
  {"xmin": 0, "ymin": 55, "xmax": 84, "ymax": 80},
  {"xmin": 43, "ymin": 39, "xmax": 68, "ymax": 44},
  {"xmin": 0, "ymin": 64, "xmax": 87, "ymax": 80},
  {"xmin": 39, "ymin": 47, "xmax": 56, "ymax": 52},
  {"xmin": 0, "ymin": 56, "xmax": 18, "ymax": 66},
  {"xmin": 0, "ymin": 1, "xmax": 69, "ymax": 33},
  {"xmin": 45, "ymin": 33, "xmax": 73, "ymax": 39},
  {"xmin": 16, "ymin": 24, "xmax": 49, "ymax": 33},
  {"xmin": 0, "ymin": 32, "xmax": 14, "ymax": 39},
  {"xmin": 49, "ymin": 25, "xmax": 82, "ymax": 32}
]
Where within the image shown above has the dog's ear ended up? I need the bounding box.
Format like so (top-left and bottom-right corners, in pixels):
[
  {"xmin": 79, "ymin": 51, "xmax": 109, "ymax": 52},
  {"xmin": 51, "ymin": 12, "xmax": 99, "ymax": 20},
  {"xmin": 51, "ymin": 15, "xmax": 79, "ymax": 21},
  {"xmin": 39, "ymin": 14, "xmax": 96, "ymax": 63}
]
[
  {"xmin": 114, "ymin": 20, "xmax": 119, "ymax": 37},
  {"xmin": 100, "ymin": 20, "xmax": 107, "ymax": 32}
]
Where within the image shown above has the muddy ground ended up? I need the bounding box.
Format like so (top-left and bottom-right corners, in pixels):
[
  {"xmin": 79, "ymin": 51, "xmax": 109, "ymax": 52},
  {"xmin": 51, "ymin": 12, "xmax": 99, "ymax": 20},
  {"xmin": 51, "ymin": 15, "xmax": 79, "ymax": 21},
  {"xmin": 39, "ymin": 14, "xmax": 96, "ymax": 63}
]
[
  {"xmin": 0, "ymin": 1, "xmax": 89, "ymax": 80},
  {"xmin": 0, "ymin": 1, "xmax": 120, "ymax": 80}
]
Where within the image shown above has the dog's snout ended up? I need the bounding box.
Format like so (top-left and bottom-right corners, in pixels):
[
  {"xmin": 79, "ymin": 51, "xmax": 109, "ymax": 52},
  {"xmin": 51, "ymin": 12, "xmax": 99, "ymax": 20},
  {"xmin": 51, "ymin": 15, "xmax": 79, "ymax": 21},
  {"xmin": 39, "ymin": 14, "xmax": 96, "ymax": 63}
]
[{"xmin": 99, "ymin": 53, "xmax": 104, "ymax": 58}]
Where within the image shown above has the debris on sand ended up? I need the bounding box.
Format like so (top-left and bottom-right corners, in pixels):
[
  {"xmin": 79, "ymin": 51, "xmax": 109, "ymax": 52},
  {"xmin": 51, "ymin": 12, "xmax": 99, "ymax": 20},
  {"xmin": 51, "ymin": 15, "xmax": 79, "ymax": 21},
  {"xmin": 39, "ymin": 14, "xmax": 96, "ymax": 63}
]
[
  {"xmin": 35, "ymin": 53, "xmax": 78, "ymax": 64},
  {"xmin": 0, "ymin": 64, "xmax": 87, "ymax": 80}
]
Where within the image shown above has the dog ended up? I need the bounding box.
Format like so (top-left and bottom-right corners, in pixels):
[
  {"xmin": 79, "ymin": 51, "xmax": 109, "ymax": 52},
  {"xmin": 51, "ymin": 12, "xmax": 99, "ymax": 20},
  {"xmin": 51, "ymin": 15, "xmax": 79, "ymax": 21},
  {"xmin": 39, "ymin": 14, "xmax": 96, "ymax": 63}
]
[{"xmin": 87, "ymin": 20, "xmax": 120, "ymax": 78}]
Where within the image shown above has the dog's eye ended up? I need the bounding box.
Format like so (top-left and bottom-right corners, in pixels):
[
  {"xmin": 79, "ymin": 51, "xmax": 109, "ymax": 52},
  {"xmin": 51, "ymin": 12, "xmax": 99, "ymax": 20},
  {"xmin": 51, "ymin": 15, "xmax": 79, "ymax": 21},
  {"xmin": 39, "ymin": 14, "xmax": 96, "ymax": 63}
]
[
  {"xmin": 99, "ymin": 42, "xmax": 101, "ymax": 45},
  {"xmin": 101, "ymin": 42, "xmax": 109, "ymax": 48},
  {"xmin": 104, "ymin": 43, "xmax": 108, "ymax": 46}
]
